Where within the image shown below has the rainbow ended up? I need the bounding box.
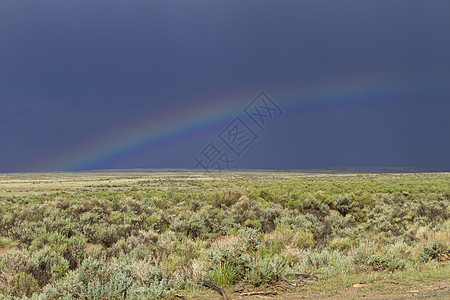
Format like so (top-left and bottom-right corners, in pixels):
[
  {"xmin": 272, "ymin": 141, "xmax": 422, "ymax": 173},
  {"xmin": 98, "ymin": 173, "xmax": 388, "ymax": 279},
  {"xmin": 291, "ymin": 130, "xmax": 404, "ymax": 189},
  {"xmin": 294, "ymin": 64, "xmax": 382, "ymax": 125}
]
[{"xmin": 39, "ymin": 75, "xmax": 399, "ymax": 171}]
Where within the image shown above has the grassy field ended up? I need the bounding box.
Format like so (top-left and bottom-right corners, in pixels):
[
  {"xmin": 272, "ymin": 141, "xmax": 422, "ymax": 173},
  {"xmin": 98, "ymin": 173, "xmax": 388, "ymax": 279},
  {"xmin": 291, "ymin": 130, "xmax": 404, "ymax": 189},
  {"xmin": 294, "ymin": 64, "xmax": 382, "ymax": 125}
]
[{"xmin": 0, "ymin": 171, "xmax": 449, "ymax": 299}]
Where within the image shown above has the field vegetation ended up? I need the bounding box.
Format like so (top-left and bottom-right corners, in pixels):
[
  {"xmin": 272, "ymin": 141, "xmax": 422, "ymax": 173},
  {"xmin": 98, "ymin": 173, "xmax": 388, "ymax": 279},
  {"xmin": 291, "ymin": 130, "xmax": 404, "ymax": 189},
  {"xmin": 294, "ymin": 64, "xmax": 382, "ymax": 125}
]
[{"xmin": 0, "ymin": 171, "xmax": 449, "ymax": 299}]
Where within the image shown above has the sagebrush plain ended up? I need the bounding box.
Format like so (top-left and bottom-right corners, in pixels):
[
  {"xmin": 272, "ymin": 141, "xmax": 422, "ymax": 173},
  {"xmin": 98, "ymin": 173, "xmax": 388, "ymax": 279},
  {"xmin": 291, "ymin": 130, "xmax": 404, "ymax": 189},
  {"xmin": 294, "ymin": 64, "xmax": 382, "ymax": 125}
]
[{"xmin": 0, "ymin": 171, "xmax": 449, "ymax": 299}]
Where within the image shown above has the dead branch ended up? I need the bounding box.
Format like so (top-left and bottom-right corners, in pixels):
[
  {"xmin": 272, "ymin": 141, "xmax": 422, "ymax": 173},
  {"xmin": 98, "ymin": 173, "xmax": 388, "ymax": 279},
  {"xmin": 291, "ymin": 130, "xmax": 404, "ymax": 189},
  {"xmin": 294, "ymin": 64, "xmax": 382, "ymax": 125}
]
[
  {"xmin": 240, "ymin": 291, "xmax": 278, "ymax": 296},
  {"xmin": 199, "ymin": 280, "xmax": 229, "ymax": 300}
]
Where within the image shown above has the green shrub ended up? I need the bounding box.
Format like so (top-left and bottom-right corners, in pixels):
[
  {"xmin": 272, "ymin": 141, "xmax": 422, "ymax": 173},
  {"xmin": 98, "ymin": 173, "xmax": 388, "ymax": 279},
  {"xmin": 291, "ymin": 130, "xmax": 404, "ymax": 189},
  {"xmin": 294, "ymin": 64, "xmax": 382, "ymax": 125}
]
[
  {"xmin": 229, "ymin": 196, "xmax": 263, "ymax": 226},
  {"xmin": 161, "ymin": 240, "xmax": 197, "ymax": 277},
  {"xmin": 30, "ymin": 230, "xmax": 67, "ymax": 255},
  {"xmin": 29, "ymin": 230, "xmax": 87, "ymax": 270},
  {"xmin": 367, "ymin": 252, "xmax": 406, "ymax": 271},
  {"xmin": 353, "ymin": 242, "xmax": 406, "ymax": 271},
  {"xmin": 418, "ymin": 240, "xmax": 448, "ymax": 262},
  {"xmin": 295, "ymin": 248, "xmax": 353, "ymax": 276},
  {"xmin": 334, "ymin": 195, "xmax": 355, "ymax": 216},
  {"xmin": 246, "ymin": 255, "xmax": 287, "ymax": 286},
  {"xmin": 0, "ymin": 236, "xmax": 18, "ymax": 249},
  {"xmin": 31, "ymin": 246, "xmax": 69, "ymax": 282},
  {"xmin": 329, "ymin": 237, "xmax": 352, "ymax": 251},
  {"xmin": 64, "ymin": 234, "xmax": 87, "ymax": 269},
  {"xmin": 276, "ymin": 212, "xmax": 318, "ymax": 236},
  {"xmin": 413, "ymin": 199, "xmax": 449, "ymax": 225},
  {"xmin": 9, "ymin": 221, "xmax": 39, "ymax": 245},
  {"xmin": 93, "ymin": 224, "xmax": 121, "ymax": 247},
  {"xmin": 318, "ymin": 213, "xmax": 355, "ymax": 242},
  {"xmin": 210, "ymin": 189, "xmax": 243, "ymax": 208},
  {"xmin": 40, "ymin": 257, "xmax": 136, "ymax": 299},
  {"xmin": 0, "ymin": 251, "xmax": 39, "ymax": 297},
  {"xmin": 244, "ymin": 219, "xmax": 262, "ymax": 230},
  {"xmin": 259, "ymin": 206, "xmax": 283, "ymax": 232},
  {"xmin": 300, "ymin": 196, "xmax": 329, "ymax": 217},
  {"xmin": 208, "ymin": 244, "xmax": 253, "ymax": 280},
  {"xmin": 238, "ymin": 227, "xmax": 263, "ymax": 252},
  {"xmin": 262, "ymin": 225, "xmax": 314, "ymax": 257}
]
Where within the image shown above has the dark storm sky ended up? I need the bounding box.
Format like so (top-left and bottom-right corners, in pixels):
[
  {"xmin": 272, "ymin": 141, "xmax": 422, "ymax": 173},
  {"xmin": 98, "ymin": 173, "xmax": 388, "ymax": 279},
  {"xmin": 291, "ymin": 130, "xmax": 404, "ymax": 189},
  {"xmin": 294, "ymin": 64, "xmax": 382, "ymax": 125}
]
[{"xmin": 1, "ymin": 1, "xmax": 449, "ymax": 172}]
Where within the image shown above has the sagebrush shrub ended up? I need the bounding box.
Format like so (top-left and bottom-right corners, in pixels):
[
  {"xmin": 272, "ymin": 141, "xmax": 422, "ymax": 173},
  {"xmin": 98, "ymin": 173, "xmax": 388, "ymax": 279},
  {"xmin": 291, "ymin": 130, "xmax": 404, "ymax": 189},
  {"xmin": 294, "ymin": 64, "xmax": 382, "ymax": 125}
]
[
  {"xmin": 418, "ymin": 240, "xmax": 448, "ymax": 262},
  {"xmin": 31, "ymin": 246, "xmax": 69, "ymax": 282},
  {"xmin": 300, "ymin": 196, "xmax": 330, "ymax": 217},
  {"xmin": 334, "ymin": 195, "xmax": 355, "ymax": 216},
  {"xmin": 262, "ymin": 224, "xmax": 314, "ymax": 256},
  {"xmin": 0, "ymin": 251, "xmax": 39, "ymax": 297},
  {"xmin": 246, "ymin": 255, "xmax": 287, "ymax": 286},
  {"xmin": 208, "ymin": 244, "xmax": 253, "ymax": 280},
  {"xmin": 238, "ymin": 227, "xmax": 263, "ymax": 252},
  {"xmin": 295, "ymin": 248, "xmax": 353, "ymax": 276}
]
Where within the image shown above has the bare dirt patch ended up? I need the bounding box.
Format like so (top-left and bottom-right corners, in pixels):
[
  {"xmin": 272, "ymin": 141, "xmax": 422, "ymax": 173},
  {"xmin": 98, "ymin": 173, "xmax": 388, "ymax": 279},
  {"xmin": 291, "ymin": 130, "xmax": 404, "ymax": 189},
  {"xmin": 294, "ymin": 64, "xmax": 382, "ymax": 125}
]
[
  {"xmin": 0, "ymin": 247, "xmax": 18, "ymax": 255},
  {"xmin": 187, "ymin": 278, "xmax": 450, "ymax": 300}
]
